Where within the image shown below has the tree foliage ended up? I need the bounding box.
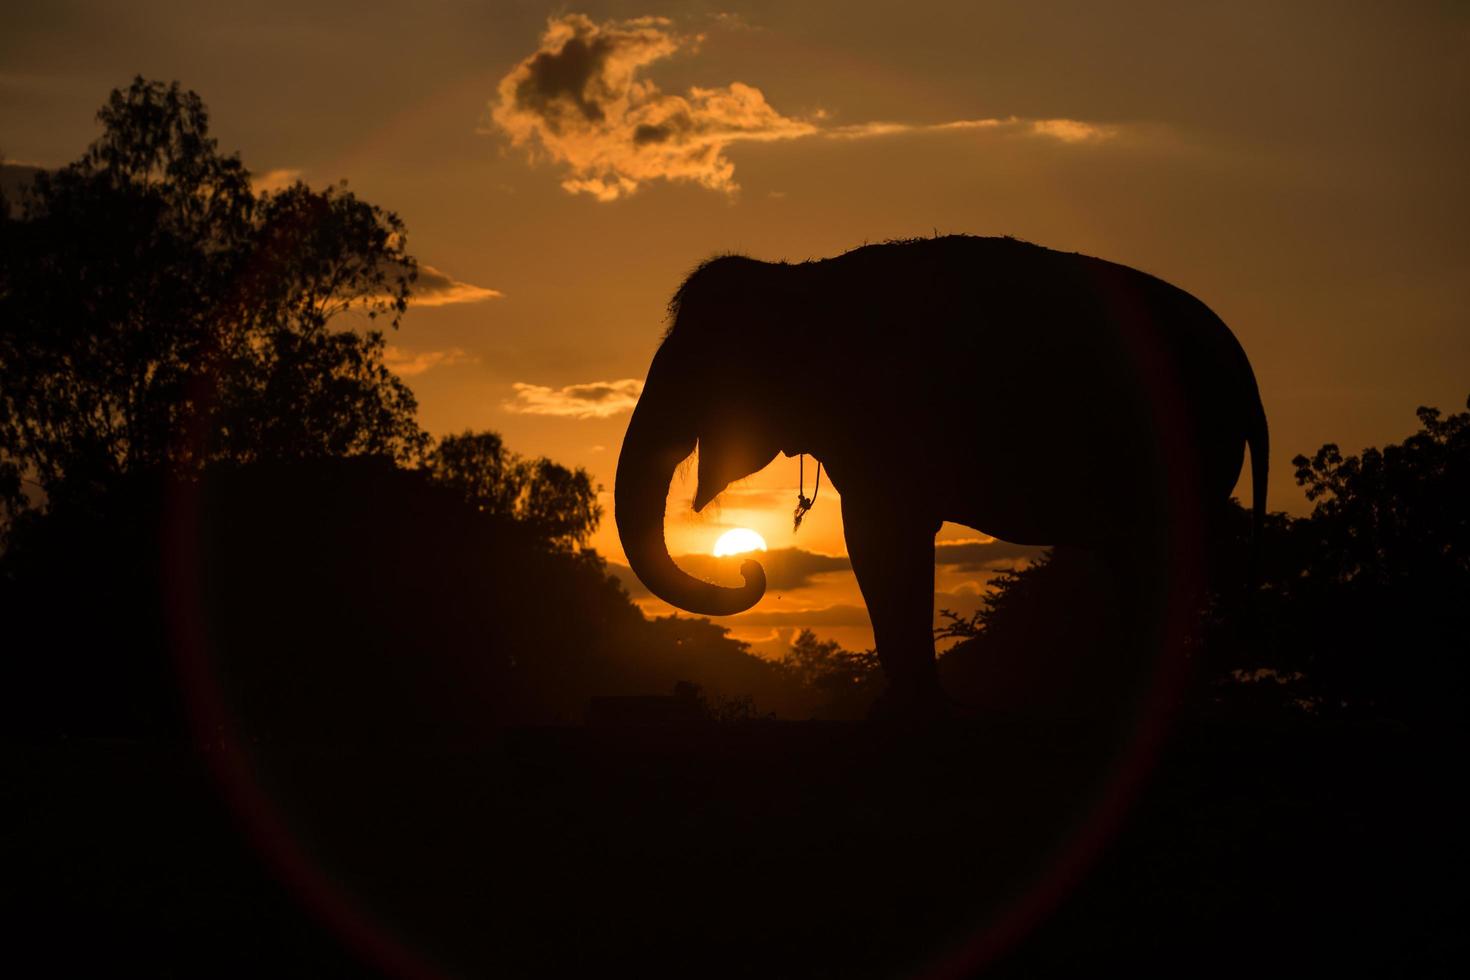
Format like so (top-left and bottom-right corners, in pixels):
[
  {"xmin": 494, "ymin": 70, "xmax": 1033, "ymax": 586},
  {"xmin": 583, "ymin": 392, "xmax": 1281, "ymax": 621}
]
[
  {"xmin": 427, "ymin": 430, "xmax": 602, "ymax": 548},
  {"xmin": 777, "ymin": 629, "xmax": 883, "ymax": 718},
  {"xmin": 932, "ymin": 559, "xmax": 1052, "ymax": 644},
  {"xmin": 0, "ymin": 77, "xmax": 428, "ymax": 534},
  {"xmin": 1291, "ymin": 398, "xmax": 1469, "ymax": 587},
  {"xmin": 780, "ymin": 629, "xmax": 880, "ymax": 691}
]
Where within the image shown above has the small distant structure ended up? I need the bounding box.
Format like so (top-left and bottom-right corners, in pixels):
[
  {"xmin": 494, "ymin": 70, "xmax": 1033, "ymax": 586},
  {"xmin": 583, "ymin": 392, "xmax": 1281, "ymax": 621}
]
[{"xmin": 585, "ymin": 681, "xmax": 708, "ymax": 727}]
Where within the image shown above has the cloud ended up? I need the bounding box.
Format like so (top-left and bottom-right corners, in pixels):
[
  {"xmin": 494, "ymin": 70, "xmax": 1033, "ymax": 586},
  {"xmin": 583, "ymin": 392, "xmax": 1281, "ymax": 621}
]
[
  {"xmin": 505, "ymin": 378, "xmax": 644, "ymax": 418},
  {"xmin": 1026, "ymin": 118, "xmax": 1116, "ymax": 142},
  {"xmin": 250, "ymin": 168, "xmax": 303, "ymax": 193},
  {"xmin": 701, "ymin": 486, "xmax": 797, "ymax": 510},
  {"xmin": 934, "ymin": 583, "xmax": 989, "ymax": 615},
  {"xmin": 822, "ymin": 121, "xmax": 929, "ymax": 140},
  {"xmin": 606, "ymin": 562, "xmax": 644, "ymax": 596},
  {"xmin": 608, "ymin": 540, "xmax": 1043, "ymax": 598},
  {"xmin": 490, "ymin": 14, "xmax": 815, "ymax": 201},
  {"xmin": 708, "ymin": 11, "xmax": 762, "ymax": 33},
  {"xmin": 934, "ymin": 537, "xmax": 1048, "ymax": 572},
  {"xmin": 730, "ymin": 604, "xmax": 872, "ymax": 628},
  {"xmin": 675, "ymin": 547, "xmax": 851, "ymax": 592},
  {"xmin": 608, "ymin": 546, "xmax": 851, "ymax": 598},
  {"xmin": 383, "ymin": 346, "xmax": 474, "ymax": 377},
  {"xmin": 490, "ymin": 14, "xmax": 1122, "ymax": 200},
  {"xmin": 368, "ymin": 258, "xmax": 502, "ymax": 308},
  {"xmin": 410, "ymin": 264, "xmax": 503, "ymax": 307},
  {"xmin": 830, "ymin": 117, "xmax": 1115, "ymax": 143}
]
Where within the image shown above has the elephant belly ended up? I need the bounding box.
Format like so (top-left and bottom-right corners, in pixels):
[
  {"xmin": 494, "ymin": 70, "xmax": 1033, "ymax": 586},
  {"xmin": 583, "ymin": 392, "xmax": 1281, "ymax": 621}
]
[
  {"xmin": 943, "ymin": 395, "xmax": 1230, "ymax": 549},
  {"xmin": 946, "ymin": 441, "xmax": 1142, "ymax": 547}
]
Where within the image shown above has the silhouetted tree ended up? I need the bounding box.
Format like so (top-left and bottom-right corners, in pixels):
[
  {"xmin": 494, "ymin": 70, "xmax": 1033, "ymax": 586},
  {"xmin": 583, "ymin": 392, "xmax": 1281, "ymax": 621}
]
[
  {"xmin": 427, "ymin": 431, "xmax": 522, "ymax": 515},
  {"xmin": 933, "ymin": 557, "xmax": 1054, "ymax": 645},
  {"xmin": 0, "ymin": 78, "xmax": 427, "ymax": 538},
  {"xmin": 781, "ymin": 630, "xmax": 876, "ymax": 689},
  {"xmin": 935, "ymin": 550, "xmax": 1156, "ymax": 721},
  {"xmin": 1292, "ymin": 398, "xmax": 1469, "ymax": 587},
  {"xmin": 778, "ymin": 629, "xmax": 882, "ymax": 718},
  {"xmin": 427, "ymin": 430, "xmax": 601, "ymax": 548},
  {"xmin": 1188, "ymin": 398, "xmax": 1465, "ymax": 720},
  {"xmin": 933, "ymin": 607, "xmax": 983, "ymax": 642}
]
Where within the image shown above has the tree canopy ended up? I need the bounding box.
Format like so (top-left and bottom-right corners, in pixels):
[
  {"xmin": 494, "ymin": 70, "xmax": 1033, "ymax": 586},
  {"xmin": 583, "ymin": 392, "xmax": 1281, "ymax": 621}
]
[
  {"xmin": 1292, "ymin": 399, "xmax": 1469, "ymax": 587},
  {"xmin": 0, "ymin": 78, "xmax": 427, "ymax": 535},
  {"xmin": 427, "ymin": 430, "xmax": 602, "ymax": 549}
]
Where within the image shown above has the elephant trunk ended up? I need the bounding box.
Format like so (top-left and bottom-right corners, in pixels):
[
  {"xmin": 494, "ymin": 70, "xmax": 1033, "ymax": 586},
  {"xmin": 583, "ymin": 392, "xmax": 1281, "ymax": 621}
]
[{"xmin": 615, "ymin": 384, "xmax": 766, "ymax": 617}]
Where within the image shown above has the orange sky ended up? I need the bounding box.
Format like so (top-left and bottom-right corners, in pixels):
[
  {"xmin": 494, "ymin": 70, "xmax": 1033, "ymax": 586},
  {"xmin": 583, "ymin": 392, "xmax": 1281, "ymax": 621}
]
[{"xmin": 4, "ymin": 1, "xmax": 1467, "ymax": 653}]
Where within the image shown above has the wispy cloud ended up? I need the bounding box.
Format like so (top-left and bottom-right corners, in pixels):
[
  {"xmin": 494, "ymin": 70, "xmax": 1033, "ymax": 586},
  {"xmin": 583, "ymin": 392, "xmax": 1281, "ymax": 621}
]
[
  {"xmin": 369, "ymin": 259, "xmax": 502, "ymax": 308},
  {"xmin": 1025, "ymin": 118, "xmax": 1116, "ymax": 143},
  {"xmin": 697, "ymin": 486, "xmax": 798, "ymax": 510},
  {"xmin": 828, "ymin": 117, "xmax": 1114, "ymax": 142},
  {"xmin": 489, "ymin": 14, "xmax": 1122, "ymax": 200},
  {"xmin": 505, "ymin": 378, "xmax": 644, "ymax": 418},
  {"xmin": 607, "ymin": 539, "xmax": 1041, "ymax": 602},
  {"xmin": 935, "ymin": 537, "xmax": 1046, "ymax": 571},
  {"xmin": 411, "ymin": 264, "xmax": 503, "ymax": 307},
  {"xmin": 608, "ymin": 546, "xmax": 850, "ymax": 597},
  {"xmin": 383, "ymin": 346, "xmax": 474, "ymax": 377},
  {"xmin": 250, "ymin": 168, "xmax": 303, "ymax": 193},
  {"xmin": 730, "ymin": 604, "xmax": 872, "ymax": 628},
  {"xmin": 681, "ymin": 548, "xmax": 851, "ymax": 591}
]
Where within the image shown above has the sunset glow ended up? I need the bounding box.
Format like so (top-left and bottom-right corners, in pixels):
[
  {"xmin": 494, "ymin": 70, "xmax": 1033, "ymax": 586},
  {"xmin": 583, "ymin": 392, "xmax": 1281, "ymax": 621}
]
[
  {"xmin": 2, "ymin": 8, "xmax": 1460, "ymax": 971},
  {"xmin": 3, "ymin": 2, "xmax": 1462, "ymax": 660},
  {"xmin": 713, "ymin": 528, "xmax": 768, "ymax": 557}
]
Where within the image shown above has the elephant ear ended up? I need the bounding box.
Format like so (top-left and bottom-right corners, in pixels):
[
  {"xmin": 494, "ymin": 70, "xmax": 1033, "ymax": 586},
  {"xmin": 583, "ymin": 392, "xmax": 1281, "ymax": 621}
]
[
  {"xmin": 693, "ymin": 415, "xmax": 781, "ymax": 513},
  {"xmin": 693, "ymin": 444, "xmax": 723, "ymax": 513}
]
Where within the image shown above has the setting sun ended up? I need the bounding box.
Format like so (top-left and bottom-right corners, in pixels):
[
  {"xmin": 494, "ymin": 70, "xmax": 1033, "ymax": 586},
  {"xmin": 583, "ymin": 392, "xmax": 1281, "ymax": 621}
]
[{"xmin": 713, "ymin": 528, "xmax": 768, "ymax": 557}]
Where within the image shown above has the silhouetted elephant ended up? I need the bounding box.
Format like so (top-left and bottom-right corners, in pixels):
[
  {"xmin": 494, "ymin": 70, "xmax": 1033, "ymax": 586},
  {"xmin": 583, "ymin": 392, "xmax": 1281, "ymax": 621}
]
[{"xmin": 616, "ymin": 236, "xmax": 1267, "ymax": 710}]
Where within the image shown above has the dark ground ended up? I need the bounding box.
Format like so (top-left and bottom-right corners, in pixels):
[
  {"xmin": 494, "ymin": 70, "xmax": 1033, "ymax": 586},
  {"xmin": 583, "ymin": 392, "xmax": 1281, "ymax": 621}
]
[{"xmin": 4, "ymin": 717, "xmax": 1463, "ymax": 978}]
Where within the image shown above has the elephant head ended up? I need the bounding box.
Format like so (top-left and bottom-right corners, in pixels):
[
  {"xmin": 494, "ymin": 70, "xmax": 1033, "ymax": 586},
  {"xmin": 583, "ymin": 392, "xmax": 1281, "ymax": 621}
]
[{"xmin": 615, "ymin": 257, "xmax": 803, "ymax": 616}]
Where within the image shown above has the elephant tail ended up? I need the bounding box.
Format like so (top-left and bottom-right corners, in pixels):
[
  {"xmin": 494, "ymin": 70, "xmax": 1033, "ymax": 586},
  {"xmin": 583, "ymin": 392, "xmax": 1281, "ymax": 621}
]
[{"xmin": 1246, "ymin": 393, "xmax": 1269, "ymax": 588}]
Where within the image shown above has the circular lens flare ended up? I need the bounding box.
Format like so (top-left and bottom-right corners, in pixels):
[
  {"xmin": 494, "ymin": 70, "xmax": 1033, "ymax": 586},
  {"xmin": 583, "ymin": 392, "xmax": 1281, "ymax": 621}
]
[{"xmin": 713, "ymin": 528, "xmax": 768, "ymax": 557}]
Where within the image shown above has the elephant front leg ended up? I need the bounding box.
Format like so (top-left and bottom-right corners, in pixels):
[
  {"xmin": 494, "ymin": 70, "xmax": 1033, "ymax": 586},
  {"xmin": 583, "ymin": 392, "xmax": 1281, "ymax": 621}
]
[{"xmin": 842, "ymin": 497, "xmax": 944, "ymax": 713}]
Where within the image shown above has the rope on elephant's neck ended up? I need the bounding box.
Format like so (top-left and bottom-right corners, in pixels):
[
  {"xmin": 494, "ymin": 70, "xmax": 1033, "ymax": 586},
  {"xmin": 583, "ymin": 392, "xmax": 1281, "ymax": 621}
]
[{"xmin": 793, "ymin": 454, "xmax": 822, "ymax": 532}]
